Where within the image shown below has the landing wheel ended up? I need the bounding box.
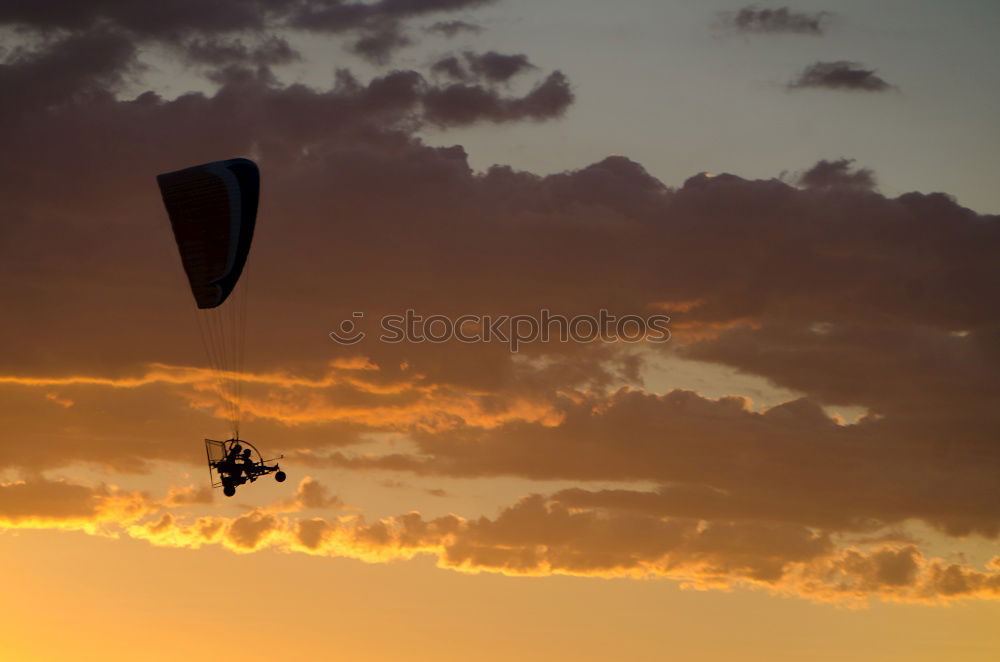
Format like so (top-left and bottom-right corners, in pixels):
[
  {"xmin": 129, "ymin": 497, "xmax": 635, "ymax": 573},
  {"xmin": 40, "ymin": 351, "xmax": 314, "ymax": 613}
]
[
  {"xmin": 275, "ymin": 471, "xmax": 286, "ymax": 483},
  {"xmin": 223, "ymin": 484, "xmax": 236, "ymax": 497}
]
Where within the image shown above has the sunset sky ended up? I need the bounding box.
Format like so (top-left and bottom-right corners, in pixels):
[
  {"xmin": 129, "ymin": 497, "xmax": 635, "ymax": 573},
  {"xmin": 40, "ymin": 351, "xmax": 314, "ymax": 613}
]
[{"xmin": 2, "ymin": 1, "xmax": 1000, "ymax": 660}]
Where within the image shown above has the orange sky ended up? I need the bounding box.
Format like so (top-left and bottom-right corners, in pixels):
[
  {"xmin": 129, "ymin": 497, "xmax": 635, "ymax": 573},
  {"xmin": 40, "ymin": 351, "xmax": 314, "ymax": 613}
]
[{"xmin": 2, "ymin": 0, "xmax": 1000, "ymax": 660}]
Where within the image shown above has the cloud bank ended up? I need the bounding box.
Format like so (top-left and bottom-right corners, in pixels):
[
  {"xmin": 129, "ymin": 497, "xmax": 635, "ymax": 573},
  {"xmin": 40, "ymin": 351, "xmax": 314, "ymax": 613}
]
[{"xmin": 4, "ymin": 476, "xmax": 1000, "ymax": 606}]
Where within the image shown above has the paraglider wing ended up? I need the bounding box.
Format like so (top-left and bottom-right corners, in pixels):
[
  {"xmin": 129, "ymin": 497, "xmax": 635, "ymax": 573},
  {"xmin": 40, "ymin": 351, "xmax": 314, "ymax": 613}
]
[{"xmin": 157, "ymin": 158, "xmax": 259, "ymax": 309}]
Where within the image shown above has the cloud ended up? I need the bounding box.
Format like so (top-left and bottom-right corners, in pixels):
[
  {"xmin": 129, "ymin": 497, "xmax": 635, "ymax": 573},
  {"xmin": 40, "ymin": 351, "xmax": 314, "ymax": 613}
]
[
  {"xmin": 227, "ymin": 509, "xmax": 281, "ymax": 549},
  {"xmin": 0, "ymin": 0, "xmax": 498, "ymax": 79},
  {"xmin": 2, "ymin": 469, "xmax": 998, "ymax": 605},
  {"xmin": 719, "ymin": 6, "xmax": 831, "ymax": 35},
  {"xmin": 431, "ymin": 54, "xmax": 469, "ymax": 80},
  {"xmin": 313, "ymin": 387, "xmax": 1000, "ymax": 538},
  {"xmin": 0, "ymin": 0, "xmax": 495, "ymax": 39},
  {"xmin": 349, "ymin": 24, "xmax": 412, "ymax": 63},
  {"xmin": 181, "ymin": 35, "xmax": 301, "ymax": 67},
  {"xmin": 422, "ymin": 70, "xmax": 572, "ymax": 125},
  {"xmin": 270, "ymin": 476, "xmax": 343, "ymax": 512},
  {"xmin": 0, "ymin": 0, "xmax": 277, "ymax": 34},
  {"xmin": 430, "ymin": 51, "xmax": 536, "ymax": 83},
  {"xmin": 465, "ymin": 51, "xmax": 535, "ymax": 82},
  {"xmin": 0, "ymin": 30, "xmax": 138, "ymax": 114},
  {"xmin": 426, "ymin": 20, "xmax": 483, "ymax": 37},
  {"xmin": 0, "ymin": 360, "xmax": 568, "ymax": 471},
  {"xmin": 788, "ymin": 61, "xmax": 893, "ymax": 91},
  {"xmin": 0, "ymin": 477, "xmax": 154, "ymax": 532},
  {"xmin": 290, "ymin": 0, "xmax": 495, "ymax": 34},
  {"xmin": 3, "ymin": 478, "xmax": 990, "ymax": 605},
  {"xmin": 184, "ymin": 498, "xmax": 1000, "ymax": 603},
  {"xmin": 165, "ymin": 484, "xmax": 215, "ymax": 505},
  {"xmin": 377, "ymin": 479, "xmax": 451, "ymax": 497},
  {"xmin": 797, "ymin": 158, "xmax": 876, "ymax": 190}
]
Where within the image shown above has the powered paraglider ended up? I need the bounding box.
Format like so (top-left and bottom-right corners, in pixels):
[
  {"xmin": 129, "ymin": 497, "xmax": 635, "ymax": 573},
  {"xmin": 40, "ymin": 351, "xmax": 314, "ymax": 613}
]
[{"xmin": 158, "ymin": 158, "xmax": 286, "ymax": 496}]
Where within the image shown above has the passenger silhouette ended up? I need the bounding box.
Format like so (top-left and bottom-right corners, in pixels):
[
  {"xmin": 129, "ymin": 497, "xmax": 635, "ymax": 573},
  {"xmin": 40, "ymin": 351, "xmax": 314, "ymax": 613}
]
[
  {"xmin": 220, "ymin": 443, "xmax": 243, "ymax": 479},
  {"xmin": 240, "ymin": 447, "xmax": 256, "ymax": 480}
]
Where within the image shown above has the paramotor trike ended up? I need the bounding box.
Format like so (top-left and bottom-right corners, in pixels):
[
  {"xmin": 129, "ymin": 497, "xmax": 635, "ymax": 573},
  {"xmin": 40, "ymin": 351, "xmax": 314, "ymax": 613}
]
[{"xmin": 206, "ymin": 438, "xmax": 286, "ymax": 497}]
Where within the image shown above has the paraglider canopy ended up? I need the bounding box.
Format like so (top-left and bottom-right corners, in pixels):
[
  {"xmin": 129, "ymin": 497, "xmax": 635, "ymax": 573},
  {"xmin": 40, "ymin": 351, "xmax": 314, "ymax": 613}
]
[
  {"xmin": 157, "ymin": 157, "xmax": 259, "ymax": 438},
  {"xmin": 157, "ymin": 158, "xmax": 259, "ymax": 309}
]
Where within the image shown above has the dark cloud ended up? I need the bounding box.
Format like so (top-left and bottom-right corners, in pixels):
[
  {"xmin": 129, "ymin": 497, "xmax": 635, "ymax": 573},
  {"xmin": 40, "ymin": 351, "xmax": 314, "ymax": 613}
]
[
  {"xmin": 430, "ymin": 51, "xmax": 535, "ymax": 83},
  {"xmin": 0, "ymin": 0, "xmax": 494, "ymax": 38},
  {"xmin": 0, "ymin": 0, "xmax": 496, "ymax": 74},
  {"xmin": 798, "ymin": 158, "xmax": 876, "ymax": 190},
  {"xmin": 440, "ymin": 494, "xmax": 832, "ymax": 580},
  {"xmin": 788, "ymin": 61, "xmax": 893, "ymax": 91},
  {"xmin": 0, "ymin": 0, "xmax": 279, "ymax": 35},
  {"xmin": 422, "ymin": 70, "xmax": 572, "ymax": 125},
  {"xmin": 430, "ymin": 54, "xmax": 469, "ymax": 80},
  {"xmin": 465, "ymin": 50, "xmax": 535, "ymax": 82},
  {"xmin": 181, "ymin": 35, "xmax": 300, "ymax": 67},
  {"xmin": 426, "ymin": 20, "xmax": 483, "ymax": 37},
  {"xmin": 349, "ymin": 24, "xmax": 412, "ymax": 63},
  {"xmin": 720, "ymin": 6, "xmax": 830, "ymax": 35},
  {"xmin": 0, "ymin": 30, "xmax": 137, "ymax": 113},
  {"xmin": 317, "ymin": 386, "xmax": 1000, "ymax": 538},
  {"xmin": 290, "ymin": 0, "xmax": 495, "ymax": 34}
]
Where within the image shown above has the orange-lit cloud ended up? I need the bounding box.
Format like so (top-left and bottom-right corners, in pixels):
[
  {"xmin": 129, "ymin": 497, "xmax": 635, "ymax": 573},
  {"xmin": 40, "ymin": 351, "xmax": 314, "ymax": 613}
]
[
  {"xmin": 164, "ymin": 484, "xmax": 214, "ymax": 506},
  {"xmin": 269, "ymin": 476, "xmax": 343, "ymax": 513},
  {"xmin": 5, "ymin": 477, "xmax": 997, "ymax": 605},
  {"xmin": 0, "ymin": 477, "xmax": 154, "ymax": 535},
  {"xmin": 0, "ymin": 357, "xmax": 569, "ymax": 472},
  {"xmin": 117, "ymin": 498, "xmax": 1000, "ymax": 604}
]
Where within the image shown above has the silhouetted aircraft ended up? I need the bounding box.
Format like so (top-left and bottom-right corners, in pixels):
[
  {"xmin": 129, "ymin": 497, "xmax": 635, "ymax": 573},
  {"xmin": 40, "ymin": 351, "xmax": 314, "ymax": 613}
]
[
  {"xmin": 158, "ymin": 158, "xmax": 288, "ymax": 495},
  {"xmin": 206, "ymin": 439, "xmax": 286, "ymax": 497}
]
